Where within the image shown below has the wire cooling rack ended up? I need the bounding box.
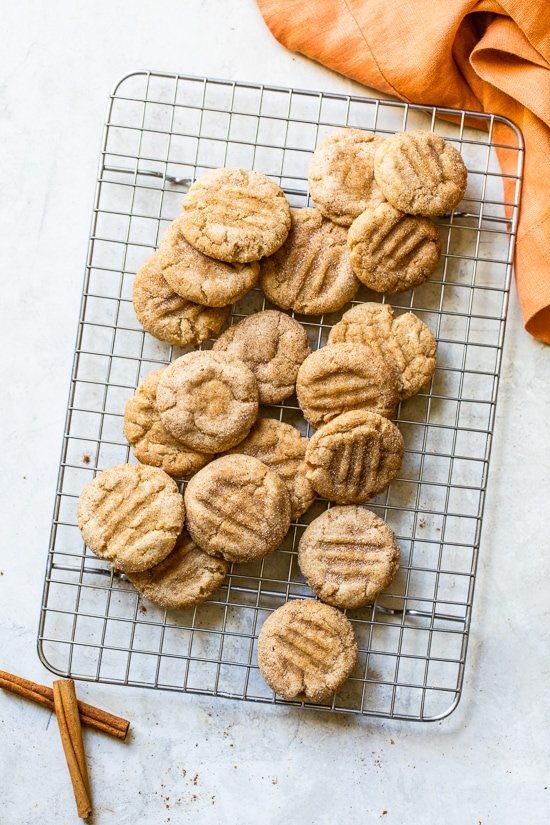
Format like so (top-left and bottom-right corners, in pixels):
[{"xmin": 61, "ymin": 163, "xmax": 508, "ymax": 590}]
[{"xmin": 38, "ymin": 71, "xmax": 523, "ymax": 721}]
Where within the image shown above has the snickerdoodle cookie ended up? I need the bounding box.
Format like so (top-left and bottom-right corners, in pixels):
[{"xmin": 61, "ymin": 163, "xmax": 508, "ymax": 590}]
[
  {"xmin": 77, "ymin": 464, "xmax": 185, "ymax": 573},
  {"xmin": 374, "ymin": 130, "xmax": 467, "ymax": 216},
  {"xmin": 308, "ymin": 128, "xmax": 386, "ymax": 226},
  {"xmin": 226, "ymin": 418, "xmax": 315, "ymax": 520},
  {"xmin": 213, "ymin": 310, "xmax": 310, "ymax": 404},
  {"xmin": 127, "ymin": 528, "xmax": 228, "ymax": 609},
  {"xmin": 123, "ymin": 369, "xmax": 212, "ymax": 477},
  {"xmin": 260, "ymin": 208, "xmax": 359, "ymax": 315},
  {"xmin": 296, "ymin": 343, "xmax": 399, "ymax": 427},
  {"xmin": 184, "ymin": 455, "xmax": 291, "ymax": 563},
  {"xmin": 258, "ymin": 599, "xmax": 358, "ymax": 702},
  {"xmin": 158, "ymin": 216, "xmax": 260, "ymax": 307},
  {"xmin": 180, "ymin": 168, "xmax": 291, "ymax": 263},
  {"xmin": 329, "ymin": 303, "xmax": 437, "ymax": 399},
  {"xmin": 297, "ymin": 507, "xmax": 400, "ymax": 609},
  {"xmin": 347, "ymin": 203, "xmax": 441, "ymax": 293},
  {"xmin": 132, "ymin": 252, "xmax": 230, "ymax": 345},
  {"xmin": 156, "ymin": 351, "xmax": 259, "ymax": 453},
  {"xmin": 304, "ymin": 410, "xmax": 403, "ymax": 504}
]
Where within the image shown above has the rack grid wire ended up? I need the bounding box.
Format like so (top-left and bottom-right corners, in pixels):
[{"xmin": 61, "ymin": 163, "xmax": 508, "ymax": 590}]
[{"xmin": 38, "ymin": 71, "xmax": 523, "ymax": 721}]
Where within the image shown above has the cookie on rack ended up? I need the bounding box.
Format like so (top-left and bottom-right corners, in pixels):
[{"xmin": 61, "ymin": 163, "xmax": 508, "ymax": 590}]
[
  {"xmin": 374, "ymin": 130, "xmax": 467, "ymax": 216},
  {"xmin": 158, "ymin": 216, "xmax": 260, "ymax": 307},
  {"xmin": 258, "ymin": 599, "xmax": 358, "ymax": 702},
  {"xmin": 308, "ymin": 128, "xmax": 386, "ymax": 226},
  {"xmin": 77, "ymin": 464, "xmax": 185, "ymax": 573},
  {"xmin": 304, "ymin": 410, "xmax": 404, "ymax": 504},
  {"xmin": 296, "ymin": 343, "xmax": 399, "ymax": 427},
  {"xmin": 213, "ymin": 310, "xmax": 311, "ymax": 404},
  {"xmin": 328, "ymin": 302, "xmax": 437, "ymax": 399},
  {"xmin": 156, "ymin": 351, "xmax": 259, "ymax": 453},
  {"xmin": 127, "ymin": 528, "xmax": 228, "ymax": 610},
  {"xmin": 226, "ymin": 418, "xmax": 315, "ymax": 520},
  {"xmin": 184, "ymin": 455, "xmax": 291, "ymax": 563},
  {"xmin": 347, "ymin": 203, "xmax": 441, "ymax": 293},
  {"xmin": 123, "ymin": 369, "xmax": 212, "ymax": 477},
  {"xmin": 180, "ymin": 168, "xmax": 291, "ymax": 263},
  {"xmin": 298, "ymin": 506, "xmax": 400, "ymax": 609},
  {"xmin": 260, "ymin": 208, "xmax": 359, "ymax": 315}
]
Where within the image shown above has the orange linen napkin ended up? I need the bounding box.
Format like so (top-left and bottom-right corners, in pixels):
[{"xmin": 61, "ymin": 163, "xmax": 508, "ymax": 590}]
[{"xmin": 257, "ymin": 0, "xmax": 550, "ymax": 343}]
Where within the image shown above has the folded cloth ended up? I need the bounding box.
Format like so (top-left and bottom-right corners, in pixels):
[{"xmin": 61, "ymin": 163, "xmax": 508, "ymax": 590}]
[{"xmin": 257, "ymin": 0, "xmax": 550, "ymax": 343}]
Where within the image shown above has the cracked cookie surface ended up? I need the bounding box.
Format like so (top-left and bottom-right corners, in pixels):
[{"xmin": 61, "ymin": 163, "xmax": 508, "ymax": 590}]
[
  {"xmin": 123, "ymin": 369, "xmax": 212, "ymax": 477},
  {"xmin": 213, "ymin": 310, "xmax": 311, "ymax": 404},
  {"xmin": 298, "ymin": 506, "xmax": 400, "ymax": 609},
  {"xmin": 77, "ymin": 464, "xmax": 185, "ymax": 573},
  {"xmin": 329, "ymin": 302, "xmax": 437, "ymax": 399},
  {"xmin": 260, "ymin": 208, "xmax": 359, "ymax": 315},
  {"xmin": 258, "ymin": 599, "xmax": 357, "ymax": 702},
  {"xmin": 180, "ymin": 167, "xmax": 291, "ymax": 263},
  {"xmin": 156, "ymin": 351, "xmax": 259, "ymax": 453},
  {"xmin": 296, "ymin": 343, "xmax": 399, "ymax": 427},
  {"xmin": 304, "ymin": 410, "xmax": 403, "ymax": 503},
  {"xmin": 374, "ymin": 130, "xmax": 467, "ymax": 216},
  {"xmin": 184, "ymin": 454, "xmax": 291, "ymax": 562},
  {"xmin": 226, "ymin": 418, "xmax": 315, "ymax": 520},
  {"xmin": 308, "ymin": 128, "xmax": 386, "ymax": 226},
  {"xmin": 158, "ymin": 216, "xmax": 260, "ymax": 307},
  {"xmin": 127, "ymin": 528, "xmax": 228, "ymax": 609}
]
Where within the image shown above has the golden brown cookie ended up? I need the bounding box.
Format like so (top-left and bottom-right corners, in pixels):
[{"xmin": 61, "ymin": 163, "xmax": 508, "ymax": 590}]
[
  {"xmin": 156, "ymin": 351, "xmax": 259, "ymax": 453},
  {"xmin": 374, "ymin": 130, "xmax": 467, "ymax": 216},
  {"xmin": 308, "ymin": 128, "xmax": 386, "ymax": 226},
  {"xmin": 127, "ymin": 528, "xmax": 228, "ymax": 609},
  {"xmin": 347, "ymin": 203, "xmax": 441, "ymax": 293},
  {"xmin": 297, "ymin": 507, "xmax": 400, "ymax": 609},
  {"xmin": 184, "ymin": 455, "xmax": 291, "ymax": 563},
  {"xmin": 212, "ymin": 310, "xmax": 311, "ymax": 404},
  {"xmin": 123, "ymin": 369, "xmax": 212, "ymax": 477},
  {"xmin": 304, "ymin": 410, "xmax": 403, "ymax": 503},
  {"xmin": 158, "ymin": 216, "xmax": 260, "ymax": 307},
  {"xmin": 259, "ymin": 208, "xmax": 359, "ymax": 315},
  {"xmin": 226, "ymin": 418, "xmax": 315, "ymax": 520},
  {"xmin": 180, "ymin": 168, "xmax": 291, "ymax": 263},
  {"xmin": 132, "ymin": 252, "xmax": 230, "ymax": 345},
  {"xmin": 77, "ymin": 464, "xmax": 185, "ymax": 573},
  {"xmin": 296, "ymin": 343, "xmax": 399, "ymax": 428},
  {"xmin": 257, "ymin": 599, "xmax": 358, "ymax": 702},
  {"xmin": 328, "ymin": 303, "xmax": 437, "ymax": 399}
]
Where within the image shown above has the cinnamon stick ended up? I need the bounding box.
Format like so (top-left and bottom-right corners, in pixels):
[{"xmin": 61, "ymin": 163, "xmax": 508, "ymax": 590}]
[
  {"xmin": 53, "ymin": 679, "xmax": 92, "ymax": 819},
  {"xmin": 0, "ymin": 670, "xmax": 129, "ymax": 740}
]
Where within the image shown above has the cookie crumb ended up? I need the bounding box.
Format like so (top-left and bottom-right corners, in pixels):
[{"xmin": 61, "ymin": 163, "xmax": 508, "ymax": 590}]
[
  {"xmin": 82, "ymin": 453, "xmax": 91, "ymax": 464},
  {"xmin": 192, "ymin": 774, "xmax": 199, "ymax": 786}
]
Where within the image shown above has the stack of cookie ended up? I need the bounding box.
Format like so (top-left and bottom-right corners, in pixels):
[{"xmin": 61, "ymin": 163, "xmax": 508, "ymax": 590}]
[{"xmin": 77, "ymin": 127, "xmax": 468, "ymax": 703}]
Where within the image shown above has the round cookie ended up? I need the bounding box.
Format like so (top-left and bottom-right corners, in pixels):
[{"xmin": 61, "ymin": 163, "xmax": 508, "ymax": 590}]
[
  {"xmin": 296, "ymin": 343, "xmax": 399, "ymax": 428},
  {"xmin": 180, "ymin": 167, "xmax": 291, "ymax": 263},
  {"xmin": 304, "ymin": 410, "xmax": 403, "ymax": 503},
  {"xmin": 77, "ymin": 464, "xmax": 185, "ymax": 573},
  {"xmin": 260, "ymin": 208, "xmax": 359, "ymax": 315},
  {"xmin": 258, "ymin": 599, "xmax": 358, "ymax": 702},
  {"xmin": 127, "ymin": 529, "xmax": 228, "ymax": 609},
  {"xmin": 374, "ymin": 130, "xmax": 467, "ymax": 216},
  {"xmin": 212, "ymin": 310, "xmax": 311, "ymax": 404},
  {"xmin": 123, "ymin": 369, "xmax": 212, "ymax": 477},
  {"xmin": 132, "ymin": 252, "xmax": 230, "ymax": 345},
  {"xmin": 184, "ymin": 455, "xmax": 291, "ymax": 563},
  {"xmin": 297, "ymin": 507, "xmax": 400, "ymax": 609},
  {"xmin": 329, "ymin": 303, "xmax": 437, "ymax": 399},
  {"xmin": 347, "ymin": 203, "xmax": 441, "ymax": 293},
  {"xmin": 226, "ymin": 418, "xmax": 315, "ymax": 520},
  {"xmin": 156, "ymin": 351, "xmax": 259, "ymax": 453},
  {"xmin": 158, "ymin": 216, "xmax": 260, "ymax": 307},
  {"xmin": 308, "ymin": 128, "xmax": 386, "ymax": 226}
]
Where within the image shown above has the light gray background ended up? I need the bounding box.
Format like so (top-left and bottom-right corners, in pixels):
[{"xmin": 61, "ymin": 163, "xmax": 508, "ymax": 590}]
[{"xmin": 1, "ymin": 2, "xmax": 548, "ymax": 823}]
